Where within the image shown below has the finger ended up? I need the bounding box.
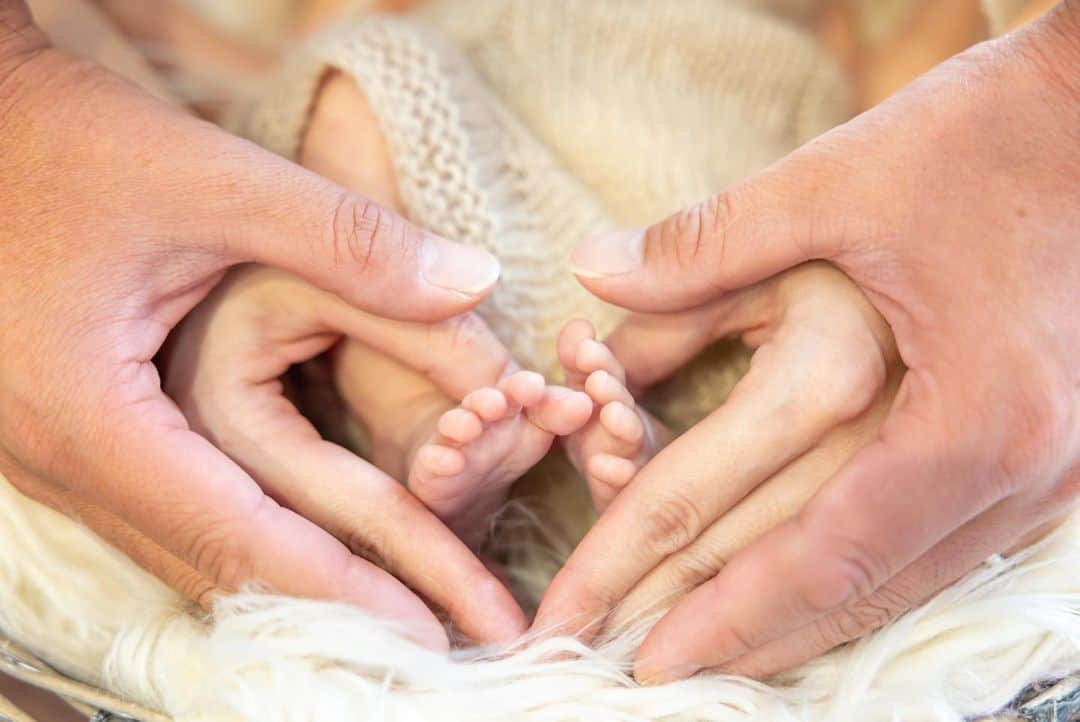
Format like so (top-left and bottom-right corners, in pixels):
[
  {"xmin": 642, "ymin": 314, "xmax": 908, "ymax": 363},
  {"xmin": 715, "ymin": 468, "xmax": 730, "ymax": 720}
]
[
  {"xmin": 221, "ymin": 268, "xmax": 510, "ymax": 401},
  {"xmin": 568, "ymin": 157, "xmax": 850, "ymax": 313},
  {"xmin": 328, "ymin": 309, "xmax": 514, "ymax": 401},
  {"xmin": 75, "ymin": 396, "xmax": 452, "ymax": 650},
  {"xmin": 534, "ymin": 334, "xmax": 877, "ymax": 637},
  {"xmin": 714, "ymin": 497, "xmax": 1051, "ymax": 680},
  {"xmin": 200, "ymin": 385, "xmax": 527, "ymax": 643},
  {"xmin": 632, "ymin": 401, "xmax": 1006, "ymax": 683},
  {"xmin": 602, "ymin": 287, "xmax": 771, "ymax": 392},
  {"xmin": 609, "ymin": 396, "xmax": 886, "ymax": 633},
  {"xmin": 168, "ymin": 135, "xmax": 500, "ymax": 322}
]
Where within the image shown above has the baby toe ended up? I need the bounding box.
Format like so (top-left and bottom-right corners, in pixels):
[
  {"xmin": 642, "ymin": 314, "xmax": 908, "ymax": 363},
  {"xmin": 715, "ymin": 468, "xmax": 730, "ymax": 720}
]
[
  {"xmin": 557, "ymin": 319, "xmax": 597, "ymax": 387},
  {"xmin": 415, "ymin": 444, "xmax": 466, "ymax": 478},
  {"xmin": 462, "ymin": 387, "xmax": 508, "ymax": 422},
  {"xmin": 528, "ymin": 386, "xmax": 593, "ymax": 436},
  {"xmin": 576, "ymin": 338, "xmax": 626, "ymax": 384},
  {"xmin": 437, "ymin": 408, "xmax": 484, "ymax": 443},
  {"xmin": 587, "ymin": 453, "xmax": 639, "ymax": 488},
  {"xmin": 499, "ymin": 370, "xmax": 546, "ymax": 407},
  {"xmin": 586, "ymin": 453, "xmax": 639, "ymax": 511},
  {"xmin": 584, "ymin": 369, "xmax": 635, "ymax": 407},
  {"xmin": 599, "ymin": 401, "xmax": 645, "ymax": 447}
]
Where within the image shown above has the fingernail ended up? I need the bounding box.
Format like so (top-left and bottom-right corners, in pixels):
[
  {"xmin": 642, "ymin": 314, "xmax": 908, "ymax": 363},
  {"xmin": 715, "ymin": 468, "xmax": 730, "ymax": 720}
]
[
  {"xmin": 570, "ymin": 229, "xmax": 645, "ymax": 279},
  {"xmin": 421, "ymin": 235, "xmax": 501, "ymax": 295},
  {"xmin": 636, "ymin": 661, "xmax": 702, "ymax": 686}
]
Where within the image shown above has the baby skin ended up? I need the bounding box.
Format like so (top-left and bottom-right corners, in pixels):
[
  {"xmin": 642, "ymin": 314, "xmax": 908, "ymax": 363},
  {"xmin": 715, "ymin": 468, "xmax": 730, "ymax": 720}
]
[
  {"xmin": 302, "ymin": 73, "xmax": 671, "ymax": 550},
  {"xmin": 399, "ymin": 322, "xmax": 673, "ymax": 546}
]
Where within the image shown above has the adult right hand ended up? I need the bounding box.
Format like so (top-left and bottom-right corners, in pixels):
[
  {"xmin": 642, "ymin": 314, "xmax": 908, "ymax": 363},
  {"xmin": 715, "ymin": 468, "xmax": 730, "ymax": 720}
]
[
  {"xmin": 537, "ymin": 2, "xmax": 1080, "ymax": 680},
  {"xmin": 0, "ymin": 1, "xmax": 504, "ymax": 648}
]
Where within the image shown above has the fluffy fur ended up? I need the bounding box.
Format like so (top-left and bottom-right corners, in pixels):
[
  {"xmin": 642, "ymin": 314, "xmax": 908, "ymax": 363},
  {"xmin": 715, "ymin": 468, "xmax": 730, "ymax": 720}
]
[{"xmin": 1, "ymin": 475, "xmax": 1079, "ymax": 722}]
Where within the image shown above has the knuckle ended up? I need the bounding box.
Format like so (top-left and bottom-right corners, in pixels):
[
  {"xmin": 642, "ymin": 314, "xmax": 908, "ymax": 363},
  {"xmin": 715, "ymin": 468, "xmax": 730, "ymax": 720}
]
[
  {"xmin": 816, "ymin": 609, "xmax": 866, "ymax": 648},
  {"xmin": 816, "ymin": 595, "xmax": 899, "ymax": 649},
  {"xmin": 825, "ymin": 342, "xmax": 888, "ymax": 422},
  {"xmin": 343, "ymin": 524, "xmax": 392, "ymax": 571},
  {"xmin": 655, "ymin": 193, "xmax": 734, "ymax": 274},
  {"xmin": 176, "ymin": 571, "xmax": 219, "ymax": 610},
  {"xmin": 794, "ymin": 331, "xmax": 888, "ymax": 429},
  {"xmin": 796, "ymin": 517, "xmax": 888, "ymax": 614},
  {"xmin": 642, "ymin": 491, "xmax": 703, "ymax": 557},
  {"xmin": 810, "ymin": 546, "xmax": 883, "ymax": 612},
  {"xmin": 672, "ymin": 545, "xmax": 724, "ymax": 590},
  {"xmin": 188, "ymin": 526, "xmax": 253, "ymax": 591},
  {"xmin": 329, "ymin": 195, "xmax": 410, "ymax": 276}
]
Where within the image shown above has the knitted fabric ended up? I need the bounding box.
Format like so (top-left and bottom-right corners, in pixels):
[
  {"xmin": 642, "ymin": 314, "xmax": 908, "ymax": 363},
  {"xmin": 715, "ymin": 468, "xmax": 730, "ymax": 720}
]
[{"xmin": 233, "ymin": 0, "xmax": 854, "ymax": 436}]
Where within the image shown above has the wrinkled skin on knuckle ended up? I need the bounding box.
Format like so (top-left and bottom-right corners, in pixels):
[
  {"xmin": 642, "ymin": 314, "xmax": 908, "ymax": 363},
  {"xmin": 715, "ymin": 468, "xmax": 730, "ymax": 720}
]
[
  {"xmin": 794, "ymin": 512, "xmax": 888, "ymax": 614},
  {"xmin": 643, "ymin": 491, "xmax": 704, "ymax": 558},
  {"xmin": 343, "ymin": 522, "xmax": 393, "ymax": 572},
  {"xmin": 652, "ymin": 193, "xmax": 733, "ymax": 275},
  {"xmin": 329, "ymin": 195, "xmax": 412, "ymax": 279},
  {"xmin": 671, "ymin": 543, "xmax": 725, "ymax": 591},
  {"xmin": 811, "ymin": 544, "xmax": 885, "ymax": 613},
  {"xmin": 171, "ymin": 568, "xmax": 219, "ymax": 610},
  {"xmin": 183, "ymin": 519, "xmax": 256, "ymax": 592},
  {"xmin": 814, "ymin": 584, "xmax": 913, "ymax": 649}
]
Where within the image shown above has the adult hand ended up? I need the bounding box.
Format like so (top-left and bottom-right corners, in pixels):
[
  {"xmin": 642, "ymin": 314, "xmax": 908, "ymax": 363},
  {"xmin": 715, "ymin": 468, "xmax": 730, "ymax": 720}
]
[
  {"xmin": 536, "ymin": 4, "xmax": 1080, "ymax": 680},
  {"xmin": 0, "ymin": 1, "xmax": 501, "ymax": 648}
]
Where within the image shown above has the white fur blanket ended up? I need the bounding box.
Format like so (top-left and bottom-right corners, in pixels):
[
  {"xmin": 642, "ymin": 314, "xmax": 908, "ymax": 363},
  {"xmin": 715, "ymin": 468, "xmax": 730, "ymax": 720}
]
[{"xmin": 2, "ymin": 473, "xmax": 1078, "ymax": 722}]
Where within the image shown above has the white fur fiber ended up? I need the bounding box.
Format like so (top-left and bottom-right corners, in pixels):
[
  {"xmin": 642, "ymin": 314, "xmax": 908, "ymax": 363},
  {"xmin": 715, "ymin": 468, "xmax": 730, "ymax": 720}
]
[{"xmin": 1, "ymin": 475, "xmax": 1078, "ymax": 722}]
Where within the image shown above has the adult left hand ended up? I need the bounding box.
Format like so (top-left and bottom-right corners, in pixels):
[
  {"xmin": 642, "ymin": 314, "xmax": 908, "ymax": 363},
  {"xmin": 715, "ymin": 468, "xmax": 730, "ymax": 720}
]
[{"xmin": 535, "ymin": 5, "xmax": 1080, "ymax": 682}]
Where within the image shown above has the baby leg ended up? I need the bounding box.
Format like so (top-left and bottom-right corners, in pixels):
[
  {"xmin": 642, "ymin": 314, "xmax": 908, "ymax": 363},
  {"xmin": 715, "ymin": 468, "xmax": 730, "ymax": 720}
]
[
  {"xmin": 300, "ymin": 73, "xmax": 593, "ymax": 548},
  {"xmin": 558, "ymin": 320, "xmax": 674, "ymax": 512}
]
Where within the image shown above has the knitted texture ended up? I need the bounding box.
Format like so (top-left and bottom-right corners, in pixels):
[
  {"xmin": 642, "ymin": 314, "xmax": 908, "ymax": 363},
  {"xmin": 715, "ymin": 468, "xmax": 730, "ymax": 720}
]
[
  {"xmin": 234, "ymin": 0, "xmax": 855, "ymax": 435},
  {"xmin": 235, "ymin": 16, "xmax": 625, "ymax": 383}
]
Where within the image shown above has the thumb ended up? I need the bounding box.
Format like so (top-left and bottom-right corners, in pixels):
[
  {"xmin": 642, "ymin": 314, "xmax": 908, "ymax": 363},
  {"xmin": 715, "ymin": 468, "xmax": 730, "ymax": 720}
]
[
  {"xmin": 205, "ymin": 144, "xmax": 500, "ymax": 323},
  {"xmin": 569, "ymin": 160, "xmax": 845, "ymax": 313}
]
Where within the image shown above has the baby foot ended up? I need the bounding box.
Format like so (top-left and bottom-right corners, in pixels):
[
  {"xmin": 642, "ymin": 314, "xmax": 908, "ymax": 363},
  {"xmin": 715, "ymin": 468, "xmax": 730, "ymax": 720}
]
[
  {"xmin": 409, "ymin": 371, "xmax": 593, "ymax": 550},
  {"xmin": 558, "ymin": 320, "xmax": 674, "ymax": 512}
]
